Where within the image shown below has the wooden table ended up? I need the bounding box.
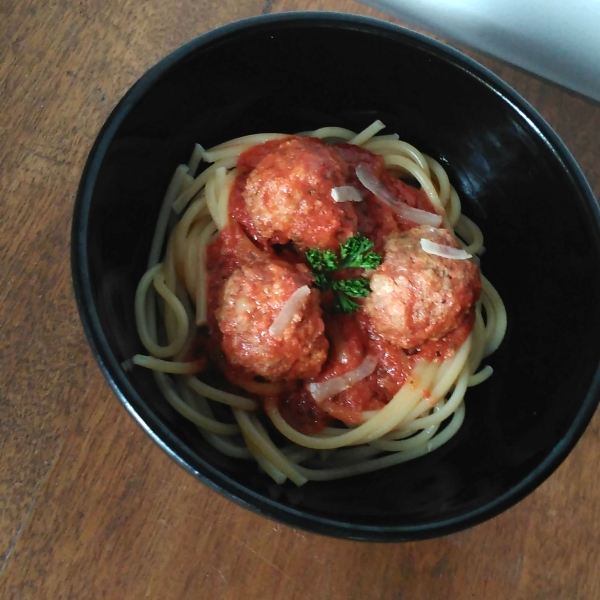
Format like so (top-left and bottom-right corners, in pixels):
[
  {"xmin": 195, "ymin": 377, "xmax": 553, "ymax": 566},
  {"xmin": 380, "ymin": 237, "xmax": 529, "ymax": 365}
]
[{"xmin": 2, "ymin": 1, "xmax": 599, "ymax": 598}]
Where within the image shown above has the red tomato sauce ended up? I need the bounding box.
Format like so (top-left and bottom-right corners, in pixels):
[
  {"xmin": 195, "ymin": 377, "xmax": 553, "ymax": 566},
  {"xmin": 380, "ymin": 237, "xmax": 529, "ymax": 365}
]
[{"xmin": 187, "ymin": 136, "xmax": 474, "ymax": 435}]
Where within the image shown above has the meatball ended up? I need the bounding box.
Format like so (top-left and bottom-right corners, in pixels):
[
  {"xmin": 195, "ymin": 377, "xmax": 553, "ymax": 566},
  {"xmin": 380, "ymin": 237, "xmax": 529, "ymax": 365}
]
[
  {"xmin": 364, "ymin": 226, "xmax": 481, "ymax": 349},
  {"xmin": 243, "ymin": 136, "xmax": 357, "ymax": 250},
  {"xmin": 216, "ymin": 258, "xmax": 328, "ymax": 380}
]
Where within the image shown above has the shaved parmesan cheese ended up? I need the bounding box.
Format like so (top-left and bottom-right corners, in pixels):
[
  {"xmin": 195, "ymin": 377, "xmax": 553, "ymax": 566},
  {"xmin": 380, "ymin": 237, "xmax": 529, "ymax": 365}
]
[
  {"xmin": 395, "ymin": 203, "xmax": 443, "ymax": 227},
  {"xmin": 420, "ymin": 238, "xmax": 472, "ymax": 260},
  {"xmin": 308, "ymin": 355, "xmax": 379, "ymax": 403},
  {"xmin": 355, "ymin": 164, "xmax": 442, "ymax": 227},
  {"xmin": 269, "ymin": 285, "xmax": 311, "ymax": 338},
  {"xmin": 331, "ymin": 186, "xmax": 363, "ymax": 203}
]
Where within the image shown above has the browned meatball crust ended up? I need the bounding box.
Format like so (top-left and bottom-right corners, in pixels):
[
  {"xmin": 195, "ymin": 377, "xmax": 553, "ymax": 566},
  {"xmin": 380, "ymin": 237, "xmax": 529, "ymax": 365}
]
[
  {"xmin": 243, "ymin": 136, "xmax": 357, "ymax": 250},
  {"xmin": 364, "ymin": 226, "xmax": 481, "ymax": 349},
  {"xmin": 216, "ymin": 258, "xmax": 328, "ymax": 380}
]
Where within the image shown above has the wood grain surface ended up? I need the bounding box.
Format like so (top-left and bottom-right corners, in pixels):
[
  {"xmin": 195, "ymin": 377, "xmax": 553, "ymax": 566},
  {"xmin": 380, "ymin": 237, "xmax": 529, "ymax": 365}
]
[{"xmin": 1, "ymin": 0, "xmax": 599, "ymax": 598}]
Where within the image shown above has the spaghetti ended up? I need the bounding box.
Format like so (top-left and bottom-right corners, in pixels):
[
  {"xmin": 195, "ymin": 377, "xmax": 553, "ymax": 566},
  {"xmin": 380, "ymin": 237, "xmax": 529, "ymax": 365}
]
[{"xmin": 131, "ymin": 121, "xmax": 507, "ymax": 485}]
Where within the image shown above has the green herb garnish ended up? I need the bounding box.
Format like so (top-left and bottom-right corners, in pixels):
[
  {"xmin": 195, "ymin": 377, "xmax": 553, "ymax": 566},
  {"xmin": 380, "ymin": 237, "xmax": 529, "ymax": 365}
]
[{"xmin": 306, "ymin": 234, "xmax": 383, "ymax": 313}]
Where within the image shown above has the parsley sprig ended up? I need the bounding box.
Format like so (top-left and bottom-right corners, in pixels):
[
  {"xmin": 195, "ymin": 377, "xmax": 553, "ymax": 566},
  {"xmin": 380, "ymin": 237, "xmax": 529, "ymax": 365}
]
[{"xmin": 306, "ymin": 234, "xmax": 383, "ymax": 313}]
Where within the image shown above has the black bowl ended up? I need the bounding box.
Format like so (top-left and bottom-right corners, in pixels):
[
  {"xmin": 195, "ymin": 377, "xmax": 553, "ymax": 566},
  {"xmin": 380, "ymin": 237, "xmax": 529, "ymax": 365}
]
[{"xmin": 71, "ymin": 12, "xmax": 600, "ymax": 541}]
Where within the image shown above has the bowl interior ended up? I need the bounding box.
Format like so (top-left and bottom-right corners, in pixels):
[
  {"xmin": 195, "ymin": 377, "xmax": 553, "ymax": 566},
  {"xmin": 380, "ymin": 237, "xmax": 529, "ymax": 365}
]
[{"xmin": 75, "ymin": 14, "xmax": 600, "ymax": 540}]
